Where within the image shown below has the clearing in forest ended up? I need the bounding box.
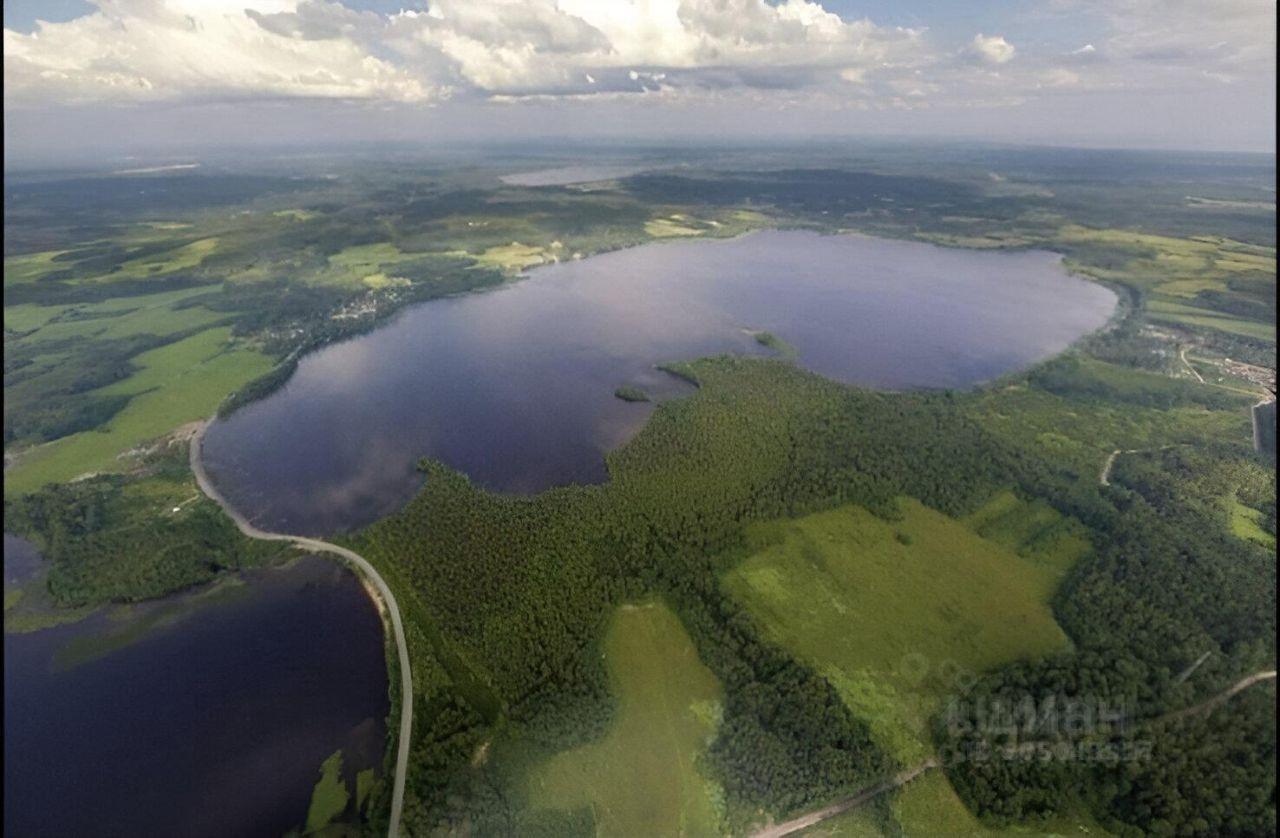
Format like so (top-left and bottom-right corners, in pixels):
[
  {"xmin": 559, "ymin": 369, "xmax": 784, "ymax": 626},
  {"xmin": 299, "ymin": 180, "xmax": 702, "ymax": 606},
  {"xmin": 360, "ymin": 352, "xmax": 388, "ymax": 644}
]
[
  {"xmin": 725, "ymin": 496, "xmax": 1084, "ymax": 834},
  {"xmin": 528, "ymin": 601, "xmax": 725, "ymax": 837}
]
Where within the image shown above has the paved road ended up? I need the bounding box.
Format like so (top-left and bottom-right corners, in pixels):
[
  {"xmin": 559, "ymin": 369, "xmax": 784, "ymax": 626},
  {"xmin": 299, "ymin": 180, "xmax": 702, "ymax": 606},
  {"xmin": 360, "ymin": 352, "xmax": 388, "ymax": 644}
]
[
  {"xmin": 189, "ymin": 420, "xmax": 413, "ymax": 838},
  {"xmin": 750, "ymin": 759, "xmax": 940, "ymax": 838}
]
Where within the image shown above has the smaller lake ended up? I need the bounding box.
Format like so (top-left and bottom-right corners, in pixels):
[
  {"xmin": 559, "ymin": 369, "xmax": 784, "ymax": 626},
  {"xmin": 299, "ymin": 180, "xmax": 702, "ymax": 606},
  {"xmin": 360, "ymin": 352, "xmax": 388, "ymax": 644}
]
[
  {"xmin": 202, "ymin": 230, "xmax": 1116, "ymax": 535},
  {"xmin": 3, "ymin": 536, "xmax": 389, "ymax": 838},
  {"xmin": 500, "ymin": 164, "xmax": 648, "ymax": 186}
]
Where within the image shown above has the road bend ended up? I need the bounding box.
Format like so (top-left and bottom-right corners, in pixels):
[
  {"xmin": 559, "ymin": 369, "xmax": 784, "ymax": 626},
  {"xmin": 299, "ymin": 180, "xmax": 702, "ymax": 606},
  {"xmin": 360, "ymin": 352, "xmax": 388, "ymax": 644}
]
[{"xmin": 189, "ymin": 419, "xmax": 413, "ymax": 838}]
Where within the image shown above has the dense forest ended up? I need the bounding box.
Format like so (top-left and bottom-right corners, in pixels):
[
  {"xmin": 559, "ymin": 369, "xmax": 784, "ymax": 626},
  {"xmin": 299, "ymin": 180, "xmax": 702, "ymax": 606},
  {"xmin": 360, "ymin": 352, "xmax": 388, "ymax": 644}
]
[
  {"xmin": 938, "ymin": 411, "xmax": 1275, "ymax": 835},
  {"xmin": 5, "ymin": 447, "xmax": 282, "ymax": 606}
]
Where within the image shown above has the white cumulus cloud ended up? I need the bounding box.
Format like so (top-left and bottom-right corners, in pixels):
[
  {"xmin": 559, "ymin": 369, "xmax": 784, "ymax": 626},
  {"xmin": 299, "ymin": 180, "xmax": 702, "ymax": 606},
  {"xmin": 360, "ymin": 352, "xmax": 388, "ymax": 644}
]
[
  {"xmin": 971, "ymin": 33, "xmax": 1016, "ymax": 65},
  {"xmin": 3, "ymin": 0, "xmax": 933, "ymax": 104},
  {"xmin": 3, "ymin": 0, "xmax": 436, "ymax": 104}
]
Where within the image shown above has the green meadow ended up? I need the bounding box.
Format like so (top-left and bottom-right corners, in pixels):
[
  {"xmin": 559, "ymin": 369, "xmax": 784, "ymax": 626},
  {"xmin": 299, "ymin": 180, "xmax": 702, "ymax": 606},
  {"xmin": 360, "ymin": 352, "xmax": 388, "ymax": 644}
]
[
  {"xmin": 891, "ymin": 771, "xmax": 1112, "ymax": 838},
  {"xmin": 645, "ymin": 213, "xmax": 718, "ymax": 237},
  {"xmin": 800, "ymin": 770, "xmax": 1113, "ymax": 837},
  {"xmin": 725, "ymin": 499, "xmax": 1072, "ymax": 764},
  {"xmin": 3, "ymin": 249, "xmax": 71, "ymax": 284},
  {"xmin": 4, "ymin": 303, "xmax": 75, "ymax": 332},
  {"xmin": 725, "ymin": 496, "xmax": 1083, "ymax": 833},
  {"xmin": 528, "ymin": 601, "xmax": 725, "ymax": 837},
  {"xmin": 471, "ymin": 241, "xmax": 562, "ymax": 273},
  {"xmin": 962, "ymin": 490, "xmax": 1093, "ymax": 587},
  {"xmin": 315, "ymin": 243, "xmax": 418, "ymax": 288},
  {"xmin": 6, "ymin": 285, "xmax": 221, "ymax": 339},
  {"xmin": 103, "ymin": 237, "xmax": 220, "ymax": 282},
  {"xmin": 5, "ymin": 327, "xmax": 272, "ymax": 494},
  {"xmin": 305, "ymin": 750, "xmax": 351, "ymax": 833},
  {"xmin": 1146, "ymin": 299, "xmax": 1275, "ymax": 343},
  {"xmin": 1228, "ymin": 497, "xmax": 1277, "ymax": 549}
]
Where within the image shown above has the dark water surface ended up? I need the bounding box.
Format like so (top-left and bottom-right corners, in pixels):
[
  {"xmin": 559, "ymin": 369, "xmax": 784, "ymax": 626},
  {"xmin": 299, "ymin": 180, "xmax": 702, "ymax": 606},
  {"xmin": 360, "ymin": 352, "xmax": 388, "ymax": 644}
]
[
  {"xmin": 3, "ymin": 536, "xmax": 388, "ymax": 838},
  {"xmin": 203, "ymin": 230, "xmax": 1116, "ymax": 534}
]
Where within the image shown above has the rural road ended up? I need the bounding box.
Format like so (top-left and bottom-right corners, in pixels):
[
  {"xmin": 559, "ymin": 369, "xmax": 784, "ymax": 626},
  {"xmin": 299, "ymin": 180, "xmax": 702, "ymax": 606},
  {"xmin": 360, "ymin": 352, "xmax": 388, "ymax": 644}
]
[
  {"xmin": 1099, "ymin": 444, "xmax": 1185, "ymax": 487},
  {"xmin": 756, "ymin": 669, "xmax": 1278, "ymax": 838},
  {"xmin": 1098, "ymin": 448, "xmax": 1141, "ymax": 486},
  {"xmin": 1157, "ymin": 670, "xmax": 1277, "ymax": 725},
  {"xmin": 1179, "ymin": 346, "xmax": 1205, "ymax": 384},
  {"xmin": 750, "ymin": 759, "xmax": 940, "ymax": 838},
  {"xmin": 189, "ymin": 419, "xmax": 413, "ymax": 838}
]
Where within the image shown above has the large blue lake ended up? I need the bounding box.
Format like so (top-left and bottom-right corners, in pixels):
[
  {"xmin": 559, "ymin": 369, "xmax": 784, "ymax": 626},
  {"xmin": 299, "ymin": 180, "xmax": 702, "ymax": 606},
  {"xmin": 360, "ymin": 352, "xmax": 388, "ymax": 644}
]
[{"xmin": 203, "ymin": 230, "xmax": 1116, "ymax": 534}]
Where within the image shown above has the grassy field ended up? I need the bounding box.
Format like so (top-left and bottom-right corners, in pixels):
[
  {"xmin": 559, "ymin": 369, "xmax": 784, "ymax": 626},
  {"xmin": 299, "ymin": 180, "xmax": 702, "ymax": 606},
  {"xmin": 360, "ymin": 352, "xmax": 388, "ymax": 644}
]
[
  {"xmin": 23, "ymin": 297, "xmax": 227, "ymax": 344},
  {"xmin": 471, "ymin": 241, "xmax": 562, "ymax": 272},
  {"xmin": 645, "ymin": 215, "xmax": 707, "ymax": 237},
  {"xmin": 1146, "ymin": 299, "xmax": 1275, "ymax": 342},
  {"xmin": 724, "ymin": 497, "xmax": 1081, "ymax": 833},
  {"xmin": 315, "ymin": 243, "xmax": 418, "ymax": 288},
  {"xmin": 891, "ymin": 771, "xmax": 1112, "ymax": 838},
  {"xmin": 966, "ymin": 379, "xmax": 1252, "ymax": 485},
  {"xmin": 962, "ymin": 490, "xmax": 1093, "ymax": 590},
  {"xmin": 798, "ymin": 762, "xmax": 1114, "ymax": 837},
  {"xmin": 1048, "ymin": 224, "xmax": 1275, "ymax": 356},
  {"xmin": 305, "ymin": 750, "xmax": 351, "ymax": 833},
  {"xmin": 5, "ymin": 327, "xmax": 273, "ymax": 494},
  {"xmin": 10, "ymin": 236, "xmax": 224, "ymax": 287},
  {"xmin": 4, "ymin": 302, "xmax": 74, "ymax": 332},
  {"xmin": 725, "ymin": 499, "xmax": 1072, "ymax": 763},
  {"xmin": 1228, "ymin": 497, "xmax": 1277, "ymax": 548},
  {"xmin": 528, "ymin": 601, "xmax": 725, "ymax": 837},
  {"xmin": 3, "ymin": 249, "xmax": 71, "ymax": 285},
  {"xmin": 106, "ymin": 237, "xmax": 220, "ymax": 282},
  {"xmin": 7, "ymin": 285, "xmax": 222, "ymax": 340}
]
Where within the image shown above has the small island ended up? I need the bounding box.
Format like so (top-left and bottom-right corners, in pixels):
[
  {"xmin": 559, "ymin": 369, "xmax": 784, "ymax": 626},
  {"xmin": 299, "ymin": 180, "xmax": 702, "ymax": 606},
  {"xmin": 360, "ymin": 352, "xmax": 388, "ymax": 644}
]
[
  {"xmin": 613, "ymin": 385, "xmax": 651, "ymax": 402},
  {"xmin": 751, "ymin": 330, "xmax": 798, "ymax": 360}
]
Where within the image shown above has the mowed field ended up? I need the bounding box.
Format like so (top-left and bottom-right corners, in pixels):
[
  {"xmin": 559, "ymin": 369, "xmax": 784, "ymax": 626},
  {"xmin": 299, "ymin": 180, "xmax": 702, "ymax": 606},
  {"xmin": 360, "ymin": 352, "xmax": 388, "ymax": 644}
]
[
  {"xmin": 527, "ymin": 602, "xmax": 725, "ymax": 837},
  {"xmin": 5, "ymin": 327, "xmax": 272, "ymax": 494},
  {"xmin": 1055, "ymin": 226, "xmax": 1276, "ymax": 346},
  {"xmin": 725, "ymin": 494, "xmax": 1092, "ymax": 835}
]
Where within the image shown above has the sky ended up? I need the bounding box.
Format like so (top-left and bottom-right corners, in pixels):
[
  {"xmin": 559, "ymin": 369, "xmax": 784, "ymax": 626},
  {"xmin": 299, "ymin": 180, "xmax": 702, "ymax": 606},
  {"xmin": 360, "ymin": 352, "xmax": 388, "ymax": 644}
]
[{"xmin": 3, "ymin": 0, "xmax": 1276, "ymax": 164}]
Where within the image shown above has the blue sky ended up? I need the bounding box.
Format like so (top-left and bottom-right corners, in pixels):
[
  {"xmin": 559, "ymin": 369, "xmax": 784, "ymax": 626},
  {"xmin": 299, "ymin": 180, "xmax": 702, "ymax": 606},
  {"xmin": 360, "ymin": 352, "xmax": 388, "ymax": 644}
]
[
  {"xmin": 2, "ymin": 0, "xmax": 93, "ymax": 32},
  {"xmin": 3, "ymin": 1, "xmax": 1275, "ymax": 159}
]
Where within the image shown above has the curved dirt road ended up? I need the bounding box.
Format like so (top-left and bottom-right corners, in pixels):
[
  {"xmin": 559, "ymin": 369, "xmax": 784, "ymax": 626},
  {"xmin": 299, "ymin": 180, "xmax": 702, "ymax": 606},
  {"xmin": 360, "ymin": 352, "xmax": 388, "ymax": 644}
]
[
  {"xmin": 1157, "ymin": 670, "xmax": 1277, "ymax": 725},
  {"xmin": 758, "ymin": 668, "xmax": 1277, "ymax": 838},
  {"xmin": 751, "ymin": 759, "xmax": 940, "ymax": 838},
  {"xmin": 189, "ymin": 420, "xmax": 413, "ymax": 838}
]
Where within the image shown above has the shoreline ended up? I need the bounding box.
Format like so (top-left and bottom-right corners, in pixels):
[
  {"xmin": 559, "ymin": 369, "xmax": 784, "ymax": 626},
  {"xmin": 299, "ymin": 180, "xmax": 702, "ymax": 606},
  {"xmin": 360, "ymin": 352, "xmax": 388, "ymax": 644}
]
[{"xmin": 188, "ymin": 418, "xmax": 413, "ymax": 838}]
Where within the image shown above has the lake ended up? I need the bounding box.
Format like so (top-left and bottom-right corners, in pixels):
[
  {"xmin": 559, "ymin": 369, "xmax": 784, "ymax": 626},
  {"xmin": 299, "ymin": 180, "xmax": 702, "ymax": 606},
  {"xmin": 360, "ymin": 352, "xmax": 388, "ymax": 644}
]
[
  {"xmin": 202, "ymin": 230, "xmax": 1116, "ymax": 535},
  {"xmin": 499, "ymin": 164, "xmax": 648, "ymax": 186},
  {"xmin": 3, "ymin": 535, "xmax": 389, "ymax": 838}
]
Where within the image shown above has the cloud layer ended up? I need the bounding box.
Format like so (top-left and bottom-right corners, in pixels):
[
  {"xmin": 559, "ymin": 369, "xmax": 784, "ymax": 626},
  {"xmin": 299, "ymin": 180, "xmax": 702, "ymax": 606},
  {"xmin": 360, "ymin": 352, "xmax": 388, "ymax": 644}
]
[
  {"xmin": 5, "ymin": 0, "xmax": 938, "ymax": 104},
  {"xmin": 2, "ymin": 0, "xmax": 1275, "ymax": 140}
]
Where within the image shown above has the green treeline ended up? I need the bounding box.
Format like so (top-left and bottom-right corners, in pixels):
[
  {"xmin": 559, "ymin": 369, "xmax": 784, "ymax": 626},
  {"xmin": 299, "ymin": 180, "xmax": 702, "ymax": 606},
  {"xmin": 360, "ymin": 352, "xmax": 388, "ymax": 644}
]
[{"xmin": 4, "ymin": 449, "xmax": 282, "ymax": 606}]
